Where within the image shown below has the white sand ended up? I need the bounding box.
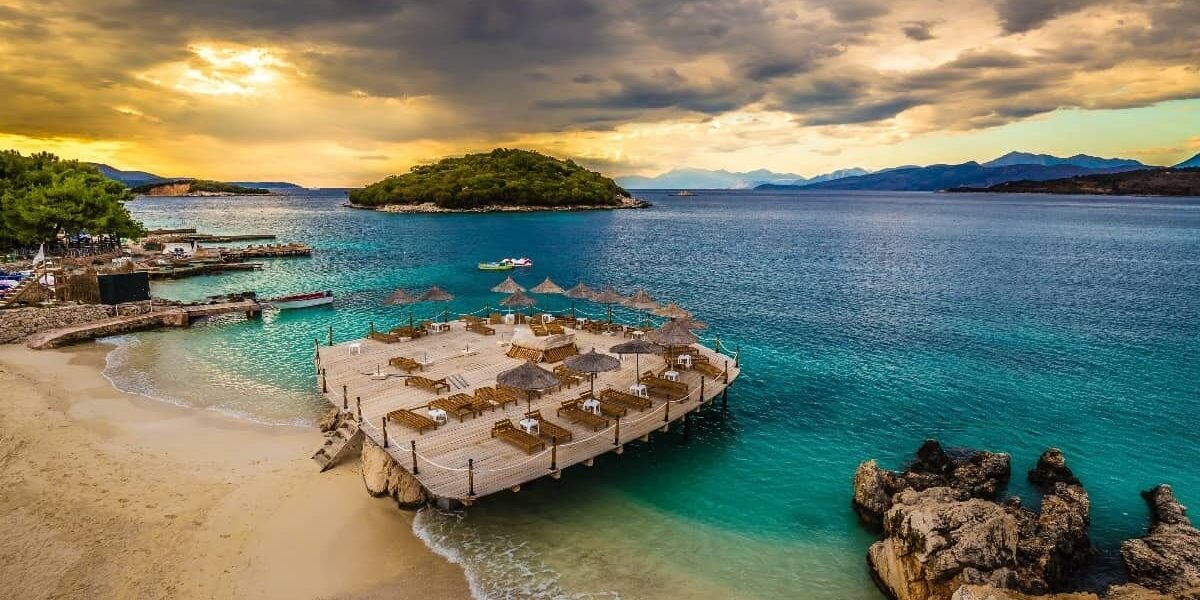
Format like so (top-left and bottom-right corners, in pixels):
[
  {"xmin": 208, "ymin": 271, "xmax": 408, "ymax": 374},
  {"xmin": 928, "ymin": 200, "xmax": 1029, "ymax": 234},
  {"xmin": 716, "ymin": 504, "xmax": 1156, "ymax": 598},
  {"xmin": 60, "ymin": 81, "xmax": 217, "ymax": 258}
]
[{"xmin": 0, "ymin": 343, "xmax": 470, "ymax": 599}]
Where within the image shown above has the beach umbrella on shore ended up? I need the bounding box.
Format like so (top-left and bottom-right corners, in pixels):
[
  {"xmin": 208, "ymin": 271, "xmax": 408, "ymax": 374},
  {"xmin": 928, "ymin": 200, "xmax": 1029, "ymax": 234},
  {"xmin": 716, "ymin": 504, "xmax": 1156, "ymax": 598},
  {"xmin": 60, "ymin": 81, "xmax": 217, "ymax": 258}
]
[
  {"xmin": 491, "ymin": 276, "xmax": 525, "ymax": 294},
  {"xmin": 564, "ymin": 347, "xmax": 621, "ymax": 396},
  {"xmin": 563, "ymin": 282, "xmax": 593, "ymax": 320},
  {"xmin": 500, "ymin": 289, "xmax": 537, "ymax": 318},
  {"xmin": 419, "ymin": 285, "xmax": 455, "ymax": 323},
  {"xmin": 589, "ymin": 286, "xmax": 627, "ymax": 323},
  {"xmin": 652, "ymin": 302, "xmax": 691, "ymax": 320},
  {"xmin": 383, "ymin": 288, "xmax": 421, "ymax": 331},
  {"xmin": 497, "ymin": 361, "xmax": 561, "ymax": 412},
  {"xmin": 530, "ymin": 277, "xmax": 565, "ymax": 312},
  {"xmin": 610, "ymin": 338, "xmax": 663, "ymax": 381}
]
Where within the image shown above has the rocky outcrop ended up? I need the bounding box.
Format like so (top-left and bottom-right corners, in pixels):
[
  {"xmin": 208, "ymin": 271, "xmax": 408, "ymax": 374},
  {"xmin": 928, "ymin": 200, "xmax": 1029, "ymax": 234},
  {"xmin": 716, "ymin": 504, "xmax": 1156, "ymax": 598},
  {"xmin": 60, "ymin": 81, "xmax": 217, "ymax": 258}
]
[
  {"xmin": 953, "ymin": 584, "xmax": 1100, "ymax": 599},
  {"xmin": 858, "ymin": 443, "xmax": 1092, "ymax": 600},
  {"xmin": 361, "ymin": 438, "xmax": 428, "ymax": 509},
  {"xmin": 0, "ymin": 302, "xmax": 155, "ymax": 344},
  {"xmin": 317, "ymin": 407, "xmax": 344, "ymax": 433},
  {"xmin": 853, "ymin": 440, "xmax": 1011, "ymax": 527},
  {"xmin": 1121, "ymin": 485, "xmax": 1200, "ymax": 597}
]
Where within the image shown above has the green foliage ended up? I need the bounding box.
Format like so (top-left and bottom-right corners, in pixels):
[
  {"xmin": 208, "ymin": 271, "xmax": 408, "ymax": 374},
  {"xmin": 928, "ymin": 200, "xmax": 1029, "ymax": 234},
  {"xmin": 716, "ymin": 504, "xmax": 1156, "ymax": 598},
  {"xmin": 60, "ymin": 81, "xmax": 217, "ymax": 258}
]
[
  {"xmin": 348, "ymin": 148, "xmax": 629, "ymax": 208},
  {"xmin": 130, "ymin": 179, "xmax": 270, "ymax": 195},
  {"xmin": 0, "ymin": 150, "xmax": 145, "ymax": 250}
]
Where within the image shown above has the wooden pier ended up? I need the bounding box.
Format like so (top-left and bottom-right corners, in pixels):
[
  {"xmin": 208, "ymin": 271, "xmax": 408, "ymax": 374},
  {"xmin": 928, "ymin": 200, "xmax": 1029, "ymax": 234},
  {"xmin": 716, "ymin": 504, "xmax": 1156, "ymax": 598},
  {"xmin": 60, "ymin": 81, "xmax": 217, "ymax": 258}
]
[
  {"xmin": 25, "ymin": 300, "xmax": 262, "ymax": 349},
  {"xmin": 315, "ymin": 320, "xmax": 740, "ymax": 504},
  {"xmin": 217, "ymin": 243, "xmax": 311, "ymax": 260}
]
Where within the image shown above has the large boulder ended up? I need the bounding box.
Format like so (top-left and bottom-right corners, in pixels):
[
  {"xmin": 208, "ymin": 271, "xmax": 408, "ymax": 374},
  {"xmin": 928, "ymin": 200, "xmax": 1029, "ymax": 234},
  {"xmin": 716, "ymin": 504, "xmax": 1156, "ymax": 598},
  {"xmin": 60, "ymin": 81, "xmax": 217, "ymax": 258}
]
[
  {"xmin": 854, "ymin": 459, "xmax": 900, "ymax": 527},
  {"xmin": 361, "ymin": 438, "xmax": 428, "ymax": 509},
  {"xmin": 1013, "ymin": 451, "xmax": 1093, "ymax": 594},
  {"xmin": 1121, "ymin": 485, "xmax": 1200, "ymax": 597},
  {"xmin": 953, "ymin": 584, "xmax": 1099, "ymax": 599}
]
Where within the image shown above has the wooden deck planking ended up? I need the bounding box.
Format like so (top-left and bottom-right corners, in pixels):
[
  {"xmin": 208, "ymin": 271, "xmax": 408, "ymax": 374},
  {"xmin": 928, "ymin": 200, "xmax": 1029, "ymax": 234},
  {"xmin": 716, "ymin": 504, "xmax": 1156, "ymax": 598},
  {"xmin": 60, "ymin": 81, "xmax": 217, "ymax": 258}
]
[{"xmin": 316, "ymin": 321, "xmax": 739, "ymax": 502}]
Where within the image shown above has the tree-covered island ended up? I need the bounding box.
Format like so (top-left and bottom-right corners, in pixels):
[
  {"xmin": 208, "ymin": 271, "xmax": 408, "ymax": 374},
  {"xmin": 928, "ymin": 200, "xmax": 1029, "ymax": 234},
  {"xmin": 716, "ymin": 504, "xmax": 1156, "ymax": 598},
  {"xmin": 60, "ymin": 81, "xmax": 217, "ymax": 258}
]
[{"xmin": 347, "ymin": 148, "xmax": 644, "ymax": 212}]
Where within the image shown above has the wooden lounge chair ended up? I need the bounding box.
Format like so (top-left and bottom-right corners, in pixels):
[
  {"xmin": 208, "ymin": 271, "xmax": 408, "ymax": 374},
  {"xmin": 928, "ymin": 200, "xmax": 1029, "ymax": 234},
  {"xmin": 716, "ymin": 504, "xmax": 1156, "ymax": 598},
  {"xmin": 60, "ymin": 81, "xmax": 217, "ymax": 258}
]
[
  {"xmin": 389, "ymin": 356, "xmax": 422, "ymax": 372},
  {"xmin": 578, "ymin": 391, "xmax": 627, "ymax": 417},
  {"xmin": 640, "ymin": 370, "xmax": 688, "ymax": 399},
  {"xmin": 470, "ymin": 389, "xmax": 498, "ymax": 414},
  {"xmin": 557, "ymin": 399, "xmax": 608, "ymax": 430},
  {"xmin": 530, "ymin": 323, "xmax": 549, "ymax": 336},
  {"xmin": 368, "ymin": 331, "xmax": 402, "ymax": 344},
  {"xmin": 542, "ymin": 344, "xmax": 578, "ymax": 364},
  {"xmin": 694, "ymin": 361, "xmax": 723, "ymax": 379},
  {"xmin": 430, "ymin": 394, "xmax": 476, "ymax": 422},
  {"xmin": 525, "ymin": 410, "xmax": 572, "ymax": 442},
  {"xmin": 552, "ymin": 365, "xmax": 585, "ymax": 388},
  {"xmin": 387, "ymin": 409, "xmax": 439, "ymax": 434},
  {"xmin": 405, "ymin": 375, "xmax": 450, "ymax": 394},
  {"xmin": 506, "ymin": 345, "xmax": 543, "ymax": 361},
  {"xmin": 491, "ymin": 419, "xmax": 545, "ymax": 455},
  {"xmin": 600, "ymin": 388, "xmax": 653, "ymax": 411},
  {"xmin": 489, "ymin": 312, "xmax": 503, "ymax": 324},
  {"xmin": 546, "ymin": 323, "xmax": 565, "ymax": 335},
  {"xmin": 476, "ymin": 386, "xmax": 518, "ymax": 409},
  {"xmin": 467, "ymin": 321, "xmax": 495, "ymax": 336}
]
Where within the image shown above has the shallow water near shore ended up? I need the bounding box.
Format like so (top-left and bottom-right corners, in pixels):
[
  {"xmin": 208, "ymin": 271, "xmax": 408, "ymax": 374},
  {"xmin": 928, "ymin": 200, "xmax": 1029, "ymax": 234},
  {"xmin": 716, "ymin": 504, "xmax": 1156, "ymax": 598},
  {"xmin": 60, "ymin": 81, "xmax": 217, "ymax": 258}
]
[{"xmin": 112, "ymin": 189, "xmax": 1200, "ymax": 598}]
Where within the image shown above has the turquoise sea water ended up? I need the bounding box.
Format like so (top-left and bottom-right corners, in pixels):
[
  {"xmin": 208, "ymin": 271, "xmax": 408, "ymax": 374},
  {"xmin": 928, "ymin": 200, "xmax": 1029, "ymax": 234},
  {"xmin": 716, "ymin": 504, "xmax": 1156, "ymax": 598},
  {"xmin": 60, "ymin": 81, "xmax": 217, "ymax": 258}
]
[{"xmin": 114, "ymin": 190, "xmax": 1200, "ymax": 598}]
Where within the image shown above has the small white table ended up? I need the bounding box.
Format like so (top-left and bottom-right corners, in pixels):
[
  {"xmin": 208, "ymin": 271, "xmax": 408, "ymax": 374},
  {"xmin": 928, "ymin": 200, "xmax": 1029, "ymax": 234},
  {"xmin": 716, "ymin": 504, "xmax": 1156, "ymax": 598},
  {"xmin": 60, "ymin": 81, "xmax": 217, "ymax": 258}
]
[
  {"xmin": 430, "ymin": 322, "xmax": 450, "ymax": 333},
  {"xmin": 518, "ymin": 418, "xmax": 540, "ymax": 435},
  {"xmin": 676, "ymin": 354, "xmax": 692, "ymax": 369},
  {"xmin": 576, "ymin": 318, "xmax": 589, "ymax": 327},
  {"xmin": 428, "ymin": 408, "xmax": 448, "ymax": 424},
  {"xmin": 582, "ymin": 398, "xmax": 601, "ymax": 414},
  {"xmin": 541, "ymin": 314, "xmax": 554, "ymax": 323},
  {"xmin": 631, "ymin": 330, "xmax": 645, "ymax": 339},
  {"xmin": 348, "ymin": 342, "xmax": 363, "ymax": 355},
  {"xmin": 417, "ymin": 359, "xmax": 435, "ymax": 370},
  {"xmin": 664, "ymin": 370, "xmax": 680, "ymax": 382},
  {"xmin": 629, "ymin": 384, "xmax": 648, "ymax": 398},
  {"xmin": 503, "ymin": 313, "xmax": 516, "ymax": 325}
]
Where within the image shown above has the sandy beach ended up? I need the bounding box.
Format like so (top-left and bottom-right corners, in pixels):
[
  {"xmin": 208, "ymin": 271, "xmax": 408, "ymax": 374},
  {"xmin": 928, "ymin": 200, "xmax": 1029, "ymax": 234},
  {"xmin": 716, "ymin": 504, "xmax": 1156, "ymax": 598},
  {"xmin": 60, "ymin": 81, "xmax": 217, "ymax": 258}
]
[{"xmin": 0, "ymin": 343, "xmax": 470, "ymax": 599}]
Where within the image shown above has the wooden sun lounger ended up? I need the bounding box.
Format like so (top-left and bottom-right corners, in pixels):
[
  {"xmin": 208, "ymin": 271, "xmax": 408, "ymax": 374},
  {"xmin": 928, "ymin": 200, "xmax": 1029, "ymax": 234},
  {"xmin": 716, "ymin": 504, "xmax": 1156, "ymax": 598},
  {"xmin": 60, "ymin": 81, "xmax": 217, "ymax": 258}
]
[
  {"xmin": 476, "ymin": 386, "xmax": 518, "ymax": 409},
  {"xmin": 389, "ymin": 356, "xmax": 422, "ymax": 372},
  {"xmin": 542, "ymin": 344, "xmax": 578, "ymax": 363},
  {"xmin": 694, "ymin": 361, "xmax": 723, "ymax": 378},
  {"xmin": 368, "ymin": 331, "xmax": 402, "ymax": 344},
  {"xmin": 430, "ymin": 394, "xmax": 476, "ymax": 422},
  {"xmin": 405, "ymin": 375, "xmax": 450, "ymax": 394},
  {"xmin": 470, "ymin": 390, "xmax": 497, "ymax": 414},
  {"xmin": 553, "ymin": 365, "xmax": 585, "ymax": 388},
  {"xmin": 600, "ymin": 388, "xmax": 653, "ymax": 411},
  {"xmin": 577, "ymin": 392, "xmax": 628, "ymax": 418},
  {"xmin": 467, "ymin": 322, "xmax": 495, "ymax": 336},
  {"xmin": 530, "ymin": 323, "xmax": 549, "ymax": 336},
  {"xmin": 640, "ymin": 370, "xmax": 688, "ymax": 399},
  {"xmin": 491, "ymin": 419, "xmax": 545, "ymax": 455},
  {"xmin": 557, "ymin": 399, "xmax": 608, "ymax": 430},
  {"xmin": 546, "ymin": 323, "xmax": 565, "ymax": 335},
  {"xmin": 387, "ymin": 409, "xmax": 439, "ymax": 434},
  {"xmin": 525, "ymin": 410, "xmax": 572, "ymax": 442}
]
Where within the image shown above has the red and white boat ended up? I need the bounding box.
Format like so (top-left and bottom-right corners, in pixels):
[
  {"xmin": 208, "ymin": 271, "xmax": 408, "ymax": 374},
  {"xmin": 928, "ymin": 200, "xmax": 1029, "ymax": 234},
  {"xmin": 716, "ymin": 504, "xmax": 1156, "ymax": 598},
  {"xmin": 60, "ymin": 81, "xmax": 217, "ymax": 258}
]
[{"xmin": 267, "ymin": 290, "xmax": 334, "ymax": 310}]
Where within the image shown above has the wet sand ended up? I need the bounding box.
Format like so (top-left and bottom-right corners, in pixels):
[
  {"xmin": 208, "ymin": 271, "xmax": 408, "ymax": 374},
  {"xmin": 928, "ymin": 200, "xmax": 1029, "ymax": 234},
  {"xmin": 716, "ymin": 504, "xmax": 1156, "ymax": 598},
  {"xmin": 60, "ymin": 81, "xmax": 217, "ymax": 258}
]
[{"xmin": 0, "ymin": 343, "xmax": 471, "ymax": 599}]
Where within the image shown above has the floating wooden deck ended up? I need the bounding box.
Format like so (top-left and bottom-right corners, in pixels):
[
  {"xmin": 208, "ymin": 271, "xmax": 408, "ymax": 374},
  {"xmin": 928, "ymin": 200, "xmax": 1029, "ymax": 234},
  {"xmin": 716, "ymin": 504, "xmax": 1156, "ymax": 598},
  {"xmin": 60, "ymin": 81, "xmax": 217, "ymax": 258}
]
[{"xmin": 315, "ymin": 321, "xmax": 740, "ymax": 504}]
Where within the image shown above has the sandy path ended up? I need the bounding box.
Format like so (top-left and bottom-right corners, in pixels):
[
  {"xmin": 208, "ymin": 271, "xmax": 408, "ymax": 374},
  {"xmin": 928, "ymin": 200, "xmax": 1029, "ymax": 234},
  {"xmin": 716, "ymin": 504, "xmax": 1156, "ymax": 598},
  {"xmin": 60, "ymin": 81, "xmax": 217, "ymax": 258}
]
[{"xmin": 0, "ymin": 343, "xmax": 470, "ymax": 599}]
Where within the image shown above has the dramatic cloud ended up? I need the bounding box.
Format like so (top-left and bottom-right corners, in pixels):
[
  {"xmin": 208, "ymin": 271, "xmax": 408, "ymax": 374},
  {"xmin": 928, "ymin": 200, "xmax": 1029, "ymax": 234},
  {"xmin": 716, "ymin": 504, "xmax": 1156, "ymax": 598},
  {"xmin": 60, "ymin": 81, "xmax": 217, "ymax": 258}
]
[{"xmin": 0, "ymin": 0, "xmax": 1197, "ymax": 184}]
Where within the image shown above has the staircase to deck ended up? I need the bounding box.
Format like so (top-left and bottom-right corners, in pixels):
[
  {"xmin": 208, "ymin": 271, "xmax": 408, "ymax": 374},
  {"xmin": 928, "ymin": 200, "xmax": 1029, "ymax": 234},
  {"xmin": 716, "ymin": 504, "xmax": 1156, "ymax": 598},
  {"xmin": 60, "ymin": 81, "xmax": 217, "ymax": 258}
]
[{"xmin": 311, "ymin": 416, "xmax": 363, "ymax": 472}]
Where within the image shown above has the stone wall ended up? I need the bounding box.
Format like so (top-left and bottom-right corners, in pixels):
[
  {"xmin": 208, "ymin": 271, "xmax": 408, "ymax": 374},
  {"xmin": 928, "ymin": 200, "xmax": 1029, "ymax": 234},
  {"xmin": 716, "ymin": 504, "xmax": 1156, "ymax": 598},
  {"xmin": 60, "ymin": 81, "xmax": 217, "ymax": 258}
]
[{"xmin": 0, "ymin": 302, "xmax": 154, "ymax": 344}]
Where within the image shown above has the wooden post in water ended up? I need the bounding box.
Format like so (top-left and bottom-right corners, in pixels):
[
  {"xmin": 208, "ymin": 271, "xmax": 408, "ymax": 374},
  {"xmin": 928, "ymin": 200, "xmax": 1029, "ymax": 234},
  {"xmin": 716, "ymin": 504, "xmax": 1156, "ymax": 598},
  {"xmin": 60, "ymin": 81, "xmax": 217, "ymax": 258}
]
[
  {"xmin": 369, "ymin": 321, "xmax": 375, "ymax": 335},
  {"xmin": 724, "ymin": 360, "xmax": 729, "ymax": 384},
  {"xmin": 468, "ymin": 459, "xmax": 475, "ymax": 497},
  {"xmin": 550, "ymin": 436, "xmax": 558, "ymax": 471},
  {"xmin": 342, "ymin": 384, "xmax": 348, "ymax": 410},
  {"xmin": 356, "ymin": 396, "xmax": 362, "ymax": 421},
  {"xmin": 700, "ymin": 376, "xmax": 706, "ymax": 404},
  {"xmin": 410, "ymin": 440, "xmax": 419, "ymax": 475},
  {"xmin": 722, "ymin": 387, "xmax": 728, "ymax": 410},
  {"xmin": 735, "ymin": 346, "xmax": 741, "ymax": 368},
  {"xmin": 382, "ymin": 417, "xmax": 389, "ymax": 448},
  {"xmin": 663, "ymin": 398, "xmax": 671, "ymax": 423},
  {"xmin": 327, "ymin": 326, "xmax": 333, "ymax": 347},
  {"xmin": 314, "ymin": 339, "xmax": 321, "ymax": 372},
  {"xmin": 715, "ymin": 335, "xmax": 722, "ymax": 354},
  {"xmin": 613, "ymin": 417, "xmax": 621, "ymax": 446}
]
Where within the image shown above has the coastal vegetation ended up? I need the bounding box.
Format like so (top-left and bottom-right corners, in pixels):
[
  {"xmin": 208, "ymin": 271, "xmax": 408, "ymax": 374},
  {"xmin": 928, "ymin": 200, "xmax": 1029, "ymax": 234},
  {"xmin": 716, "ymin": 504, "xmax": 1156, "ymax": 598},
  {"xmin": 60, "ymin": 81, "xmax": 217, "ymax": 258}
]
[
  {"xmin": 348, "ymin": 148, "xmax": 631, "ymax": 209},
  {"xmin": 0, "ymin": 150, "xmax": 144, "ymax": 250},
  {"xmin": 131, "ymin": 179, "xmax": 271, "ymax": 196},
  {"xmin": 949, "ymin": 168, "xmax": 1200, "ymax": 196}
]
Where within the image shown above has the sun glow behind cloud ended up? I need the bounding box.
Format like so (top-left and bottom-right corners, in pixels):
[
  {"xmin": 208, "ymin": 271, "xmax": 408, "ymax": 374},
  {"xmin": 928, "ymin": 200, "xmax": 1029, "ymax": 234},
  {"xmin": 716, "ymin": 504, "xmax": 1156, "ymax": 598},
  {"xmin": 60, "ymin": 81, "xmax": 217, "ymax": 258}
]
[{"xmin": 164, "ymin": 46, "xmax": 289, "ymax": 96}]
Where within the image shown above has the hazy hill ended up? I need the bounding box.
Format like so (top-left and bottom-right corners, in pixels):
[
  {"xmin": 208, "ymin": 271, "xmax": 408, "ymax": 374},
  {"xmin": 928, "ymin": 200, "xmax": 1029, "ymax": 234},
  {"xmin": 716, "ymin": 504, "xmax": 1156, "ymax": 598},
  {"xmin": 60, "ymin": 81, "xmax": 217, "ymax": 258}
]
[
  {"xmin": 763, "ymin": 162, "xmax": 1142, "ymax": 192},
  {"xmin": 617, "ymin": 166, "xmax": 867, "ymax": 189},
  {"xmin": 982, "ymin": 151, "xmax": 1146, "ymax": 170},
  {"xmin": 949, "ymin": 168, "xmax": 1200, "ymax": 196},
  {"xmin": 1174, "ymin": 152, "xmax": 1200, "ymax": 169}
]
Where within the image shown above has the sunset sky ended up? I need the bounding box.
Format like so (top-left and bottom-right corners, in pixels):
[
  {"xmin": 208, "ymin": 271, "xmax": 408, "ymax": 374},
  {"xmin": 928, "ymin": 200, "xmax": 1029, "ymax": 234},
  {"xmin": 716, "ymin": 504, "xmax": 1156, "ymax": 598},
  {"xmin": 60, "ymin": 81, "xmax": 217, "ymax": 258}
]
[{"xmin": 1, "ymin": 0, "xmax": 1198, "ymax": 186}]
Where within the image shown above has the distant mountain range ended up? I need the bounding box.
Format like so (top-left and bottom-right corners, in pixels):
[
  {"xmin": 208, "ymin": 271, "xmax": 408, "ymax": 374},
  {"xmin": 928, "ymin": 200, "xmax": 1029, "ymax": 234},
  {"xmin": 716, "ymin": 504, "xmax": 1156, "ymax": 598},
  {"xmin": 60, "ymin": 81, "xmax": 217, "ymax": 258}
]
[
  {"xmin": 1175, "ymin": 152, "xmax": 1200, "ymax": 169},
  {"xmin": 90, "ymin": 163, "xmax": 303, "ymax": 190},
  {"xmin": 617, "ymin": 167, "xmax": 868, "ymax": 189},
  {"xmin": 757, "ymin": 152, "xmax": 1158, "ymax": 192},
  {"xmin": 951, "ymin": 168, "xmax": 1200, "ymax": 196}
]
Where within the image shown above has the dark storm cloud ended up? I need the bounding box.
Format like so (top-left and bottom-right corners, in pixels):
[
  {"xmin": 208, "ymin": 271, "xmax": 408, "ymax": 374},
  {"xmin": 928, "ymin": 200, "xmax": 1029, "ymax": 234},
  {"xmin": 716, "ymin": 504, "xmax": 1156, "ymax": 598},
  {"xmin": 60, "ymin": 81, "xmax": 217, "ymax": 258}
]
[
  {"xmin": 900, "ymin": 20, "xmax": 938, "ymax": 41},
  {"xmin": 994, "ymin": 0, "xmax": 1102, "ymax": 34}
]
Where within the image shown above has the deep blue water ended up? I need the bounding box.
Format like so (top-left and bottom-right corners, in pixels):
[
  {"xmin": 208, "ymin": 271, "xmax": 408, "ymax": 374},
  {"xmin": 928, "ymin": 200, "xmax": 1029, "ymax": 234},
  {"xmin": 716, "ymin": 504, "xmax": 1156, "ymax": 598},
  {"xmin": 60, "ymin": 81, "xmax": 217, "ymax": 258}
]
[{"xmin": 121, "ymin": 189, "xmax": 1200, "ymax": 598}]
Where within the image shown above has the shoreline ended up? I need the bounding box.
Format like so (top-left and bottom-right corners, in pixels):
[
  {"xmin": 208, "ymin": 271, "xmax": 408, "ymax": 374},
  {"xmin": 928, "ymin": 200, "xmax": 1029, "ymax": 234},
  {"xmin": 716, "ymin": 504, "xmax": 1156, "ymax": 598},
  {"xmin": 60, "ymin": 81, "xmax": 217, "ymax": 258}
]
[
  {"xmin": 0, "ymin": 342, "xmax": 471, "ymax": 599},
  {"xmin": 343, "ymin": 196, "xmax": 650, "ymax": 213}
]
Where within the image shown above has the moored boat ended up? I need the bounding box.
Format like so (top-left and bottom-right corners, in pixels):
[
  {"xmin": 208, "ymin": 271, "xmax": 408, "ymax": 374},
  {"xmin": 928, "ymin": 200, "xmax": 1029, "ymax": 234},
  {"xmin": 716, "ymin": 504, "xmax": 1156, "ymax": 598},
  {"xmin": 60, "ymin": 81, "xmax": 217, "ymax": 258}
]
[
  {"xmin": 478, "ymin": 262, "xmax": 514, "ymax": 271},
  {"xmin": 502, "ymin": 257, "xmax": 533, "ymax": 267},
  {"xmin": 668, "ymin": 190, "xmax": 697, "ymax": 197},
  {"xmin": 268, "ymin": 290, "xmax": 334, "ymax": 309}
]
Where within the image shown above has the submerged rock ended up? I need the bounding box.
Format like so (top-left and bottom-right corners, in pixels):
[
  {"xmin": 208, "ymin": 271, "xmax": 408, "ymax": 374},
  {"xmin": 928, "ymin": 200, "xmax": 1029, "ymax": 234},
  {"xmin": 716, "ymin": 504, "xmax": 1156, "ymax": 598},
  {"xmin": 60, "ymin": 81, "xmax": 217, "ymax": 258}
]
[
  {"xmin": 857, "ymin": 443, "xmax": 1092, "ymax": 600},
  {"xmin": 361, "ymin": 438, "xmax": 428, "ymax": 509},
  {"xmin": 1120, "ymin": 485, "xmax": 1200, "ymax": 597}
]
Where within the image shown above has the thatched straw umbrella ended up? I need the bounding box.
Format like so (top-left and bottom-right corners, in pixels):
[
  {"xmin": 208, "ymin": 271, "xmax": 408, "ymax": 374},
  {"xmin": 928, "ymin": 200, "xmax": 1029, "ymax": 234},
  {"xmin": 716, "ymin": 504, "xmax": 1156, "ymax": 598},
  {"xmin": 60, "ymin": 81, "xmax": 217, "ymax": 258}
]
[
  {"xmin": 564, "ymin": 347, "xmax": 620, "ymax": 396},
  {"xmin": 499, "ymin": 289, "xmax": 537, "ymax": 318},
  {"xmin": 497, "ymin": 361, "xmax": 561, "ymax": 412},
  {"xmin": 383, "ymin": 288, "xmax": 421, "ymax": 332},
  {"xmin": 646, "ymin": 319, "xmax": 699, "ymax": 368},
  {"xmin": 676, "ymin": 317, "xmax": 708, "ymax": 330},
  {"xmin": 563, "ymin": 282, "xmax": 593, "ymax": 320},
  {"xmin": 530, "ymin": 277, "xmax": 565, "ymax": 313},
  {"xmin": 491, "ymin": 276, "xmax": 525, "ymax": 294},
  {"xmin": 419, "ymin": 285, "xmax": 455, "ymax": 322},
  {"xmin": 589, "ymin": 286, "xmax": 627, "ymax": 323},
  {"xmin": 609, "ymin": 338, "xmax": 663, "ymax": 382},
  {"xmin": 622, "ymin": 287, "xmax": 660, "ymax": 326},
  {"xmin": 652, "ymin": 302, "xmax": 691, "ymax": 320}
]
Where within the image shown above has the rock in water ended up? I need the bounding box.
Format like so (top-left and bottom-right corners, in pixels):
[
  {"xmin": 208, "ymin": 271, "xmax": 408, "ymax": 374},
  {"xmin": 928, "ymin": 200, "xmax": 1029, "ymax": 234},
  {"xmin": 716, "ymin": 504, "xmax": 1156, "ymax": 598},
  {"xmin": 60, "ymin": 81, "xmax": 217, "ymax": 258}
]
[
  {"xmin": 361, "ymin": 438, "xmax": 428, "ymax": 509},
  {"xmin": 1121, "ymin": 485, "xmax": 1200, "ymax": 597},
  {"xmin": 858, "ymin": 443, "xmax": 1092, "ymax": 600}
]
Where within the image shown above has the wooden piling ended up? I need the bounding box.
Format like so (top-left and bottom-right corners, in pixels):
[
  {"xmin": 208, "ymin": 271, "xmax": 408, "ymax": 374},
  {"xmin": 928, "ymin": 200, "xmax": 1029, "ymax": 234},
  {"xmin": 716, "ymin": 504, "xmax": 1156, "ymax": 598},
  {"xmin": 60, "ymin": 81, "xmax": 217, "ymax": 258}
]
[
  {"xmin": 321, "ymin": 369, "xmax": 328, "ymax": 393},
  {"xmin": 724, "ymin": 360, "xmax": 729, "ymax": 384},
  {"xmin": 468, "ymin": 459, "xmax": 475, "ymax": 497},
  {"xmin": 411, "ymin": 440, "xmax": 419, "ymax": 475},
  {"xmin": 327, "ymin": 326, "xmax": 333, "ymax": 347},
  {"xmin": 356, "ymin": 396, "xmax": 362, "ymax": 421},
  {"xmin": 613, "ymin": 417, "xmax": 621, "ymax": 446},
  {"xmin": 735, "ymin": 345, "xmax": 741, "ymax": 368},
  {"xmin": 382, "ymin": 416, "xmax": 389, "ymax": 448},
  {"xmin": 342, "ymin": 384, "xmax": 348, "ymax": 409},
  {"xmin": 722, "ymin": 387, "xmax": 728, "ymax": 409},
  {"xmin": 663, "ymin": 398, "xmax": 670, "ymax": 423},
  {"xmin": 550, "ymin": 436, "xmax": 558, "ymax": 471}
]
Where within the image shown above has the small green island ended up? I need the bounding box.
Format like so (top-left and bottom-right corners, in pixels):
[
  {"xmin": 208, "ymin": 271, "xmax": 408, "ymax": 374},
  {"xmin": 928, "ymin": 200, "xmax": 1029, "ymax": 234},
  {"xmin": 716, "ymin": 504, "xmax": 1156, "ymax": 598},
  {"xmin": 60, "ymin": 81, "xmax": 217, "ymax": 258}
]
[
  {"xmin": 347, "ymin": 148, "xmax": 645, "ymax": 212},
  {"xmin": 131, "ymin": 180, "xmax": 271, "ymax": 197}
]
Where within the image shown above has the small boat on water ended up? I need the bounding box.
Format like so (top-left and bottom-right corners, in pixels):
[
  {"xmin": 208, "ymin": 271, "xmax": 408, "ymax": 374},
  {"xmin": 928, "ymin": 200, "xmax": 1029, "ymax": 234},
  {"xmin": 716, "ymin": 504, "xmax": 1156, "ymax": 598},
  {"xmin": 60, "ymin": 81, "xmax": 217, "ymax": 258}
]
[
  {"xmin": 668, "ymin": 190, "xmax": 697, "ymax": 197},
  {"xmin": 478, "ymin": 262, "xmax": 514, "ymax": 271},
  {"xmin": 268, "ymin": 290, "xmax": 334, "ymax": 309},
  {"xmin": 503, "ymin": 257, "xmax": 533, "ymax": 267}
]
